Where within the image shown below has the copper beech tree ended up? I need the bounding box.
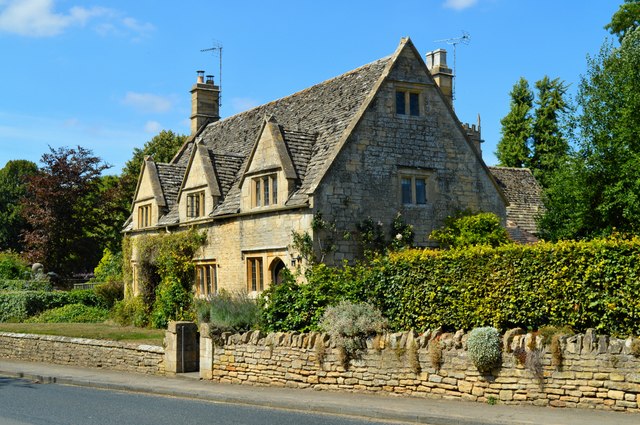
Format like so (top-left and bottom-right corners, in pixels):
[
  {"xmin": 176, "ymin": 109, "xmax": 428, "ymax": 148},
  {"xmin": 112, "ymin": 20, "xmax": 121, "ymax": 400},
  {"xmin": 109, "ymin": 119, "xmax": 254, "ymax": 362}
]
[{"xmin": 21, "ymin": 146, "xmax": 111, "ymax": 278}]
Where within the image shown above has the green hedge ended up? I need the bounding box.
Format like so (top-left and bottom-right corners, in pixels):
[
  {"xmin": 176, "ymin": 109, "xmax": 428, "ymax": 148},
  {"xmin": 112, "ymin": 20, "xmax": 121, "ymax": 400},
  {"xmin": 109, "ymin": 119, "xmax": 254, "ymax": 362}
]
[
  {"xmin": 0, "ymin": 289, "xmax": 103, "ymax": 322},
  {"xmin": 262, "ymin": 237, "xmax": 640, "ymax": 336},
  {"xmin": 0, "ymin": 279, "xmax": 53, "ymax": 292}
]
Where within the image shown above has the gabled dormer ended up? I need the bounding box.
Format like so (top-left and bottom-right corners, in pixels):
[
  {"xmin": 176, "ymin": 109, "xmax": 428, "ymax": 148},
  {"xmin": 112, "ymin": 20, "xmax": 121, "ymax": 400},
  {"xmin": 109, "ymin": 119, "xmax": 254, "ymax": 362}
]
[
  {"xmin": 240, "ymin": 117, "xmax": 298, "ymax": 212},
  {"xmin": 177, "ymin": 141, "xmax": 221, "ymax": 222},
  {"xmin": 131, "ymin": 156, "xmax": 166, "ymax": 230}
]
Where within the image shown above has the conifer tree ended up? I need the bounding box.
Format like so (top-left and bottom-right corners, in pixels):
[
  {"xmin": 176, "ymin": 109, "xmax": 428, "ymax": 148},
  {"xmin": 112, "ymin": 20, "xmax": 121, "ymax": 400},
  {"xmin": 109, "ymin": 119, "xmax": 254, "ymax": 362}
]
[
  {"xmin": 495, "ymin": 77, "xmax": 533, "ymax": 168},
  {"xmin": 529, "ymin": 76, "xmax": 571, "ymax": 187}
]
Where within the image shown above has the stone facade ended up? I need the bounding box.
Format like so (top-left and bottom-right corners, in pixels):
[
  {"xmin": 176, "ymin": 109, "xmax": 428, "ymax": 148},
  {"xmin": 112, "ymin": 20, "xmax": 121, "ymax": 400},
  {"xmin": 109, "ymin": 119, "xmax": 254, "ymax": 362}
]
[
  {"xmin": 123, "ymin": 37, "xmax": 509, "ymax": 295},
  {"xmin": 200, "ymin": 328, "xmax": 640, "ymax": 413},
  {"xmin": 0, "ymin": 332, "xmax": 164, "ymax": 375}
]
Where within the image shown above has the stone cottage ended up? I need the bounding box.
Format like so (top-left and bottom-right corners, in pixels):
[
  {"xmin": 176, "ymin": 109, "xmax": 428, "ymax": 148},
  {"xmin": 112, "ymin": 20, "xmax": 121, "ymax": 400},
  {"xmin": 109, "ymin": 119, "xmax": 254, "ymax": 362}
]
[{"xmin": 124, "ymin": 37, "xmax": 511, "ymax": 297}]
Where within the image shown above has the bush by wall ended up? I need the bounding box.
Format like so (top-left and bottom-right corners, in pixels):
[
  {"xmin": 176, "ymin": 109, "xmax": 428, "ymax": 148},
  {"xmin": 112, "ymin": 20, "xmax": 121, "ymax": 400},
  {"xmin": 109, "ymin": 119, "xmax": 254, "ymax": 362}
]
[
  {"xmin": 263, "ymin": 236, "xmax": 640, "ymax": 337},
  {"xmin": 0, "ymin": 289, "xmax": 103, "ymax": 322}
]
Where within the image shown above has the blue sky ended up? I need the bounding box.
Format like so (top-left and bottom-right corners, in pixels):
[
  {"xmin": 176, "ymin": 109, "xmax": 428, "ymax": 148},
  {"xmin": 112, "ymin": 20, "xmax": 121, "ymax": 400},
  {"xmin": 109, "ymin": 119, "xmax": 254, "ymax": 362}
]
[{"xmin": 0, "ymin": 0, "xmax": 621, "ymax": 174}]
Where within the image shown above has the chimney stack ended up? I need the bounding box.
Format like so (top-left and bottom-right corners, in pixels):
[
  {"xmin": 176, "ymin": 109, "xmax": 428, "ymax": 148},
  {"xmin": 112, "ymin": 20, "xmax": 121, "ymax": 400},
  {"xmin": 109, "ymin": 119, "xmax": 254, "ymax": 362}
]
[
  {"xmin": 190, "ymin": 70, "xmax": 220, "ymax": 135},
  {"xmin": 426, "ymin": 49, "xmax": 454, "ymax": 106}
]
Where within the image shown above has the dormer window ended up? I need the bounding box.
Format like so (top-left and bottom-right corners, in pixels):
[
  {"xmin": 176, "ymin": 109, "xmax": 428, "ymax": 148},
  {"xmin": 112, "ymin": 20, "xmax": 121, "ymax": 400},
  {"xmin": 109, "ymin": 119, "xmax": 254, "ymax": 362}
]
[
  {"xmin": 253, "ymin": 174, "xmax": 278, "ymax": 207},
  {"xmin": 138, "ymin": 204, "xmax": 152, "ymax": 228},
  {"xmin": 186, "ymin": 191, "xmax": 205, "ymax": 218}
]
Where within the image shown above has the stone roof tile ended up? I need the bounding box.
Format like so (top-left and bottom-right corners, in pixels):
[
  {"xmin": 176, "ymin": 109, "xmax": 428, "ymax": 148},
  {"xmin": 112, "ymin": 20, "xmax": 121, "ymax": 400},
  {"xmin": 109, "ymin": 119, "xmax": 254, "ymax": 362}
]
[{"xmin": 488, "ymin": 166, "xmax": 543, "ymax": 237}]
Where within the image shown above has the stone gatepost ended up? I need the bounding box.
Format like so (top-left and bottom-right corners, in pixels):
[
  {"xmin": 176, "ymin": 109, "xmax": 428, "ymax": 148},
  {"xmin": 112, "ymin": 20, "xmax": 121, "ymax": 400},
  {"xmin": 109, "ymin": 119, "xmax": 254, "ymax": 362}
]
[
  {"xmin": 164, "ymin": 321, "xmax": 199, "ymax": 374},
  {"xmin": 199, "ymin": 323, "xmax": 214, "ymax": 380}
]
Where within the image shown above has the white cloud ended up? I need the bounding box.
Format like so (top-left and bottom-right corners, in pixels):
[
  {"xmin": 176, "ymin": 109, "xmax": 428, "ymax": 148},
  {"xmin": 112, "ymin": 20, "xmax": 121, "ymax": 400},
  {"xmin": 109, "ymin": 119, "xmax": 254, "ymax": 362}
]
[
  {"xmin": 443, "ymin": 0, "xmax": 478, "ymax": 10},
  {"xmin": 0, "ymin": 0, "xmax": 104, "ymax": 36},
  {"xmin": 0, "ymin": 0, "xmax": 154, "ymax": 39},
  {"xmin": 230, "ymin": 97, "xmax": 260, "ymax": 114},
  {"xmin": 144, "ymin": 120, "xmax": 162, "ymax": 134},
  {"xmin": 122, "ymin": 92, "xmax": 172, "ymax": 114}
]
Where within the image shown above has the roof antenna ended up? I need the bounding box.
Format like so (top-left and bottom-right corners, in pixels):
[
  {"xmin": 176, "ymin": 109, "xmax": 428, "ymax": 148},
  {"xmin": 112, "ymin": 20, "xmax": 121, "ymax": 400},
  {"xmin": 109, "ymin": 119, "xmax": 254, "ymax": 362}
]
[
  {"xmin": 434, "ymin": 31, "xmax": 470, "ymax": 101},
  {"xmin": 201, "ymin": 40, "xmax": 223, "ymax": 107}
]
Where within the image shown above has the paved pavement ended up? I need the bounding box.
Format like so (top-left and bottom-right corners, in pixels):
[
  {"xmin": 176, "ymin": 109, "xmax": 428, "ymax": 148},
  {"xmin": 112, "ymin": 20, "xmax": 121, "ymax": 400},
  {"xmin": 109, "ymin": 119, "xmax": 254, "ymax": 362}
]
[{"xmin": 0, "ymin": 359, "xmax": 638, "ymax": 425}]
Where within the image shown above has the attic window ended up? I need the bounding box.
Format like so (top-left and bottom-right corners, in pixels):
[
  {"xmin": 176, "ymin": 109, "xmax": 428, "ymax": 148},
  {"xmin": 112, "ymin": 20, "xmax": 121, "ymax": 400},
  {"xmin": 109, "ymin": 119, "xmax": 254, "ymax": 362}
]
[
  {"xmin": 138, "ymin": 204, "xmax": 152, "ymax": 228},
  {"xmin": 253, "ymin": 174, "xmax": 278, "ymax": 208},
  {"xmin": 396, "ymin": 90, "xmax": 420, "ymax": 116},
  {"xmin": 187, "ymin": 191, "xmax": 205, "ymax": 218}
]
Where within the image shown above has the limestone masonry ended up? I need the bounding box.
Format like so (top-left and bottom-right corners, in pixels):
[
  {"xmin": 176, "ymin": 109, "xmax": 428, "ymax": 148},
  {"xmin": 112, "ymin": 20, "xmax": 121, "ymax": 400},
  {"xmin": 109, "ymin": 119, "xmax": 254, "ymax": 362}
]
[{"xmin": 200, "ymin": 328, "xmax": 640, "ymax": 413}]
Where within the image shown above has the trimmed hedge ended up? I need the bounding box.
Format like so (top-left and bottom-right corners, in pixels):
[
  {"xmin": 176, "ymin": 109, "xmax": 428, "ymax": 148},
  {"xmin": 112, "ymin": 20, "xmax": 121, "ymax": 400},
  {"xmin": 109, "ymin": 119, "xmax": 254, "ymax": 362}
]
[
  {"xmin": 0, "ymin": 289, "xmax": 103, "ymax": 322},
  {"xmin": 262, "ymin": 237, "xmax": 640, "ymax": 336}
]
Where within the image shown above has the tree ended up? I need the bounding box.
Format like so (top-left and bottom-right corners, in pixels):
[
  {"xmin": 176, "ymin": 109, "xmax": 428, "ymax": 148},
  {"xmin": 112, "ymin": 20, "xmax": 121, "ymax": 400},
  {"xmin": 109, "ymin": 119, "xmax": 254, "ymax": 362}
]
[
  {"xmin": 21, "ymin": 146, "xmax": 111, "ymax": 277},
  {"xmin": 120, "ymin": 130, "xmax": 187, "ymax": 202},
  {"xmin": 605, "ymin": 0, "xmax": 640, "ymax": 43},
  {"xmin": 495, "ymin": 77, "xmax": 533, "ymax": 168},
  {"xmin": 539, "ymin": 27, "xmax": 640, "ymax": 239},
  {"xmin": 529, "ymin": 76, "xmax": 572, "ymax": 187},
  {"xmin": 0, "ymin": 160, "xmax": 38, "ymax": 252}
]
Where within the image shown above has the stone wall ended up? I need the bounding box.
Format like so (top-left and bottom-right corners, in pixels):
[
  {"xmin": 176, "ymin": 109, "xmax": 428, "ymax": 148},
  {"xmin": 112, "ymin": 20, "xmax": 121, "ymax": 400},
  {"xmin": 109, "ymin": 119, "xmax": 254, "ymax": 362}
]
[
  {"xmin": 200, "ymin": 327, "xmax": 640, "ymax": 412},
  {"xmin": 0, "ymin": 332, "xmax": 165, "ymax": 375}
]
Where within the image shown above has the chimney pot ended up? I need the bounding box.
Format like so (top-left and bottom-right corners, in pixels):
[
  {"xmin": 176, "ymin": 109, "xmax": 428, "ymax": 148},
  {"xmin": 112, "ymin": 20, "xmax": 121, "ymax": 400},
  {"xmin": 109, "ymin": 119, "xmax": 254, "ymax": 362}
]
[
  {"xmin": 206, "ymin": 75, "xmax": 214, "ymax": 85},
  {"xmin": 196, "ymin": 70, "xmax": 205, "ymax": 83}
]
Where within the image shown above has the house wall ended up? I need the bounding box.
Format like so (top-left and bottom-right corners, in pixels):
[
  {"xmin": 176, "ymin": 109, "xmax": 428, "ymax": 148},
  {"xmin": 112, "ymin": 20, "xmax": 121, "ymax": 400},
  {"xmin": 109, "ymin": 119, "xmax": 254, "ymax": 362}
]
[
  {"xmin": 157, "ymin": 208, "xmax": 313, "ymax": 294},
  {"xmin": 315, "ymin": 47, "xmax": 505, "ymax": 260}
]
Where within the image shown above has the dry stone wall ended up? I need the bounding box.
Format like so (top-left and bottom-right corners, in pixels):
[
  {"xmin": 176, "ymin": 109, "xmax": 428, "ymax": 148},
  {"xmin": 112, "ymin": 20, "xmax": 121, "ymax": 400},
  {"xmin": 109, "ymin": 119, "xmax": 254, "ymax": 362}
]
[
  {"xmin": 0, "ymin": 332, "xmax": 165, "ymax": 375},
  {"xmin": 200, "ymin": 327, "xmax": 640, "ymax": 412}
]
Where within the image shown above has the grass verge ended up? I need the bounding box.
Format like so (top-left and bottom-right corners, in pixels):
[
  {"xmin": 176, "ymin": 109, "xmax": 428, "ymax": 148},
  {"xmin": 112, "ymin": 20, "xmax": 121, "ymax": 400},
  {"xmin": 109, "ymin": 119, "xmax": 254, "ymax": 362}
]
[{"xmin": 0, "ymin": 322, "xmax": 164, "ymax": 346}]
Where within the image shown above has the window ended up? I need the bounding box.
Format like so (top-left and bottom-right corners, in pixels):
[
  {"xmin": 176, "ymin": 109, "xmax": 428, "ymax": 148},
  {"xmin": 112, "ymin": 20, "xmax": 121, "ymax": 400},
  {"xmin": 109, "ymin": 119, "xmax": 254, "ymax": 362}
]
[
  {"xmin": 396, "ymin": 90, "xmax": 420, "ymax": 116},
  {"xmin": 247, "ymin": 257, "xmax": 264, "ymax": 292},
  {"xmin": 187, "ymin": 191, "xmax": 205, "ymax": 218},
  {"xmin": 401, "ymin": 175, "xmax": 428, "ymax": 205},
  {"xmin": 195, "ymin": 262, "xmax": 217, "ymax": 297},
  {"xmin": 131, "ymin": 262, "xmax": 139, "ymax": 296},
  {"xmin": 252, "ymin": 174, "xmax": 278, "ymax": 207},
  {"xmin": 138, "ymin": 204, "xmax": 151, "ymax": 228}
]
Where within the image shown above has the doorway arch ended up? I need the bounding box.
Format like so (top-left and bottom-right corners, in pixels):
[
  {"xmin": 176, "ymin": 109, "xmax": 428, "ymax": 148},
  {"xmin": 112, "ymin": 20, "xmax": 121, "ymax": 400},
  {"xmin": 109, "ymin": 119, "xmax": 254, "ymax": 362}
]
[{"xmin": 269, "ymin": 258, "xmax": 286, "ymax": 285}]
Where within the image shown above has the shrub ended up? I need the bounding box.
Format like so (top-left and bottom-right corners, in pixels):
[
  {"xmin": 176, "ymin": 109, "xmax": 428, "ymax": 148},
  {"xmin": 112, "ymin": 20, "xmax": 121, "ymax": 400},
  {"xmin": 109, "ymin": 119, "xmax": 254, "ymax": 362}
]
[
  {"xmin": 112, "ymin": 296, "xmax": 149, "ymax": 328},
  {"xmin": 0, "ymin": 279, "xmax": 52, "ymax": 292},
  {"xmin": 260, "ymin": 265, "xmax": 364, "ymax": 332},
  {"xmin": 0, "ymin": 251, "xmax": 29, "ymax": 280},
  {"xmin": 92, "ymin": 249, "xmax": 122, "ymax": 283},
  {"xmin": 26, "ymin": 303, "xmax": 109, "ymax": 323},
  {"xmin": 467, "ymin": 327, "xmax": 502, "ymax": 373},
  {"xmin": 94, "ymin": 280, "xmax": 124, "ymax": 309},
  {"xmin": 429, "ymin": 211, "xmax": 510, "ymax": 248},
  {"xmin": 0, "ymin": 289, "xmax": 102, "ymax": 322},
  {"xmin": 318, "ymin": 300, "xmax": 387, "ymax": 357},
  {"xmin": 195, "ymin": 291, "xmax": 260, "ymax": 334}
]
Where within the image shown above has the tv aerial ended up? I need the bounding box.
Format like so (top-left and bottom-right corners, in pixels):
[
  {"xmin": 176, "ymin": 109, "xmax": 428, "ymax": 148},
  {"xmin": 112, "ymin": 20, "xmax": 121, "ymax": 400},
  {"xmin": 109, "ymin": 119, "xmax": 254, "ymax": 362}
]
[
  {"xmin": 434, "ymin": 31, "xmax": 470, "ymax": 100},
  {"xmin": 201, "ymin": 40, "xmax": 223, "ymax": 107}
]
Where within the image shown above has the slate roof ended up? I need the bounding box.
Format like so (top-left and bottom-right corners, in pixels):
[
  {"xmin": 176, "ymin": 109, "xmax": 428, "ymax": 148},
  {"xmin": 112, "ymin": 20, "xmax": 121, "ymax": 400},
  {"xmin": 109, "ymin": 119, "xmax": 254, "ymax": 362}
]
[
  {"xmin": 155, "ymin": 55, "xmax": 391, "ymax": 220},
  {"xmin": 488, "ymin": 166, "xmax": 544, "ymax": 242}
]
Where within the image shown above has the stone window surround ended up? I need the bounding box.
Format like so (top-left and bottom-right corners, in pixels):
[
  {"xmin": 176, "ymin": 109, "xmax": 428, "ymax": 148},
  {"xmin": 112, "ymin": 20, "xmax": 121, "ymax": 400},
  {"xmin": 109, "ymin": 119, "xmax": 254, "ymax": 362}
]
[
  {"xmin": 398, "ymin": 167, "xmax": 434, "ymax": 206},
  {"xmin": 246, "ymin": 256, "xmax": 264, "ymax": 293},
  {"xmin": 137, "ymin": 203, "xmax": 152, "ymax": 228},
  {"xmin": 186, "ymin": 190, "xmax": 206, "ymax": 219},
  {"xmin": 251, "ymin": 173, "xmax": 278, "ymax": 208},
  {"xmin": 194, "ymin": 261, "xmax": 217, "ymax": 297},
  {"xmin": 394, "ymin": 83, "xmax": 426, "ymax": 117}
]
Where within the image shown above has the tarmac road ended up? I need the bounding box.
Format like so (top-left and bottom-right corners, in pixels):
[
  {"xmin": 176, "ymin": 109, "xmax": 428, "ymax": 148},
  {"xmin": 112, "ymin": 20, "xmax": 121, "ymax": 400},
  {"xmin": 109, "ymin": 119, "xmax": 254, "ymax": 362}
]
[
  {"xmin": 1, "ymin": 359, "xmax": 639, "ymax": 425},
  {"xmin": 0, "ymin": 376, "xmax": 402, "ymax": 425}
]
